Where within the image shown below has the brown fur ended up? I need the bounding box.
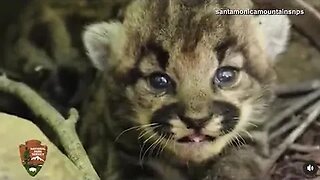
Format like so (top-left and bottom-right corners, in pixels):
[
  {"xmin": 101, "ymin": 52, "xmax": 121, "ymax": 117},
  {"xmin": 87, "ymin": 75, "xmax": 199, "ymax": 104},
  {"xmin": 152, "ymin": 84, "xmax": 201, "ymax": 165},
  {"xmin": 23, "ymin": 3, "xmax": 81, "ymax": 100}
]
[{"xmin": 82, "ymin": 0, "xmax": 290, "ymax": 179}]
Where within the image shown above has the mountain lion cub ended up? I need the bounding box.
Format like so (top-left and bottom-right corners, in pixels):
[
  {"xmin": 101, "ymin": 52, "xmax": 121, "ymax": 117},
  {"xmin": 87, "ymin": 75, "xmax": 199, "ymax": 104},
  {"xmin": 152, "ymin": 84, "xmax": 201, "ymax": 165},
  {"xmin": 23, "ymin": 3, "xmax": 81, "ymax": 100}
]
[{"xmin": 83, "ymin": 0, "xmax": 290, "ymax": 179}]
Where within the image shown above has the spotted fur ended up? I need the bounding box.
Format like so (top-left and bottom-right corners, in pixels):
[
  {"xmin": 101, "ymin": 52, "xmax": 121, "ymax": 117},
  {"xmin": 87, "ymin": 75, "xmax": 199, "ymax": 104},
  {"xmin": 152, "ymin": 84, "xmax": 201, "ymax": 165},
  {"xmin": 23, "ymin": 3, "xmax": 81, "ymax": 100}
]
[{"xmin": 83, "ymin": 0, "xmax": 290, "ymax": 179}]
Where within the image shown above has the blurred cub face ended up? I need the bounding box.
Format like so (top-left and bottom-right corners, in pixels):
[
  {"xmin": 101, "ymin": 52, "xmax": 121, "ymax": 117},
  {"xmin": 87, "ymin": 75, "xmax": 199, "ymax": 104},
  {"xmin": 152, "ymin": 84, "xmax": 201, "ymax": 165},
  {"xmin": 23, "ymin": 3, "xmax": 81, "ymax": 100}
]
[{"xmin": 83, "ymin": 0, "xmax": 289, "ymax": 163}]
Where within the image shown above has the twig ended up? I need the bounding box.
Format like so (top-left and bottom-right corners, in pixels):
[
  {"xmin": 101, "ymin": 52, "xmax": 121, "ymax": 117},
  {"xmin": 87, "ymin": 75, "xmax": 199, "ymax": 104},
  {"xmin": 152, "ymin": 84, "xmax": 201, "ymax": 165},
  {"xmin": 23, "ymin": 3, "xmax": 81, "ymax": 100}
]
[
  {"xmin": 269, "ymin": 116, "xmax": 300, "ymax": 140},
  {"xmin": 315, "ymin": 121, "xmax": 320, "ymax": 127},
  {"xmin": 0, "ymin": 67, "xmax": 22, "ymax": 80},
  {"xmin": 265, "ymin": 89, "xmax": 320, "ymax": 130},
  {"xmin": 274, "ymin": 79, "xmax": 320, "ymax": 96},
  {"xmin": 0, "ymin": 75, "xmax": 99, "ymax": 180},
  {"xmin": 291, "ymin": 153, "xmax": 320, "ymax": 162},
  {"xmin": 263, "ymin": 100, "xmax": 320, "ymax": 173},
  {"xmin": 289, "ymin": 144, "xmax": 320, "ymax": 153}
]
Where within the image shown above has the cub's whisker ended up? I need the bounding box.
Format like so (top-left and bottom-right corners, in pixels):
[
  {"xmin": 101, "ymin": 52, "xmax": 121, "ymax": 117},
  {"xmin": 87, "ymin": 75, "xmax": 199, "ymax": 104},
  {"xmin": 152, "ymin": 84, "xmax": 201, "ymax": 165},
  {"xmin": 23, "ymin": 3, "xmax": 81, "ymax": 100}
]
[
  {"xmin": 141, "ymin": 133, "xmax": 163, "ymax": 164},
  {"xmin": 115, "ymin": 123, "xmax": 159, "ymax": 142},
  {"xmin": 247, "ymin": 122, "xmax": 258, "ymax": 128},
  {"xmin": 154, "ymin": 135, "xmax": 166, "ymax": 158},
  {"xmin": 139, "ymin": 132, "xmax": 157, "ymax": 166},
  {"xmin": 138, "ymin": 125, "xmax": 162, "ymax": 140},
  {"xmin": 159, "ymin": 135, "xmax": 172, "ymax": 156},
  {"xmin": 240, "ymin": 129, "xmax": 254, "ymax": 141}
]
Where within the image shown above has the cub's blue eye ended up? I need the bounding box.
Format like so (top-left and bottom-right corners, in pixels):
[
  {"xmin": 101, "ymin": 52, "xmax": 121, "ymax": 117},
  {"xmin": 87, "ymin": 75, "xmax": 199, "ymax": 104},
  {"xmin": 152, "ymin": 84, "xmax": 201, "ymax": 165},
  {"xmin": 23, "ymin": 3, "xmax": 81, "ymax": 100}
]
[
  {"xmin": 214, "ymin": 66, "xmax": 239, "ymax": 88},
  {"xmin": 148, "ymin": 72, "xmax": 172, "ymax": 90}
]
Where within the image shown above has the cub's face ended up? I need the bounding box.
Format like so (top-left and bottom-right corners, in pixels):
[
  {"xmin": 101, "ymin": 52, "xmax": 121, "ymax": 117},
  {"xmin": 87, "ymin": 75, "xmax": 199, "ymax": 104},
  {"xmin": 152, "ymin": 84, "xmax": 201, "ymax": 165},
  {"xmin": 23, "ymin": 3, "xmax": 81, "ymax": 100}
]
[
  {"xmin": 125, "ymin": 41, "xmax": 270, "ymax": 163},
  {"xmin": 83, "ymin": 0, "xmax": 290, "ymax": 163}
]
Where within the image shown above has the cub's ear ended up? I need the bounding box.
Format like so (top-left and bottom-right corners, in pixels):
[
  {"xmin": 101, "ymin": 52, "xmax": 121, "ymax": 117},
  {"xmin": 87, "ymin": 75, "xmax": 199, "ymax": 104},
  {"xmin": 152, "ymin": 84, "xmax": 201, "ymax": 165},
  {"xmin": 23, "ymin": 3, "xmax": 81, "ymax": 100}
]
[
  {"xmin": 257, "ymin": 15, "xmax": 291, "ymax": 61},
  {"xmin": 82, "ymin": 22, "xmax": 126, "ymax": 71}
]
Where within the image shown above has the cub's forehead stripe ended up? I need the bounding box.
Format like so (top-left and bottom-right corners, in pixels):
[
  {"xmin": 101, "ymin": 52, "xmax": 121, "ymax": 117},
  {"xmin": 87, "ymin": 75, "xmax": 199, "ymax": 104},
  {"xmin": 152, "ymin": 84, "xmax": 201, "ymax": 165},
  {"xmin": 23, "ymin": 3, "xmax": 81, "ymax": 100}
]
[
  {"xmin": 138, "ymin": 42, "xmax": 169, "ymax": 73},
  {"xmin": 122, "ymin": 42, "xmax": 169, "ymax": 85},
  {"xmin": 122, "ymin": 67, "xmax": 143, "ymax": 85},
  {"xmin": 144, "ymin": 42, "xmax": 169, "ymax": 70}
]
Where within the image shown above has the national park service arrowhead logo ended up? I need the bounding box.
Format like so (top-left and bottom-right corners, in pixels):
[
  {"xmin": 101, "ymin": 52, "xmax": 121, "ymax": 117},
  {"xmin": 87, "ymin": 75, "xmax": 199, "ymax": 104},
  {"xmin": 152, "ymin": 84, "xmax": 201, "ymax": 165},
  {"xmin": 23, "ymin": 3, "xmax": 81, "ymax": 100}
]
[{"xmin": 19, "ymin": 140, "xmax": 48, "ymax": 177}]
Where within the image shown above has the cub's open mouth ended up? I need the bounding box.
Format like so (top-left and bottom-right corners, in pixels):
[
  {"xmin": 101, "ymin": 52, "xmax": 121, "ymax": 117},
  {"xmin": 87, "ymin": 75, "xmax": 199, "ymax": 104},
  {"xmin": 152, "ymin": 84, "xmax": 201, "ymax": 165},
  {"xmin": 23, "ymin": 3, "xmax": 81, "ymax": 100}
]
[{"xmin": 177, "ymin": 134, "xmax": 216, "ymax": 143}]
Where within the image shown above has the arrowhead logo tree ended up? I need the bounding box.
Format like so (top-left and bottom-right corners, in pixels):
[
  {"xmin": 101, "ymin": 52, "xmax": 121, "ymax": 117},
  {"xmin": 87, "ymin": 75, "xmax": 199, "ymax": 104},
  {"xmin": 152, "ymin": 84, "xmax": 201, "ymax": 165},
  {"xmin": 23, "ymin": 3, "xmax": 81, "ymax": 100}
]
[{"xmin": 19, "ymin": 140, "xmax": 48, "ymax": 177}]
